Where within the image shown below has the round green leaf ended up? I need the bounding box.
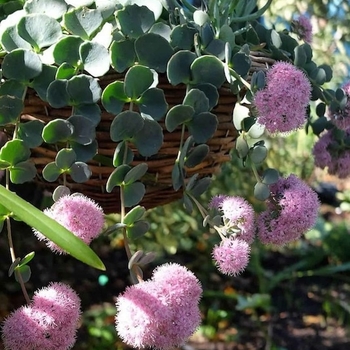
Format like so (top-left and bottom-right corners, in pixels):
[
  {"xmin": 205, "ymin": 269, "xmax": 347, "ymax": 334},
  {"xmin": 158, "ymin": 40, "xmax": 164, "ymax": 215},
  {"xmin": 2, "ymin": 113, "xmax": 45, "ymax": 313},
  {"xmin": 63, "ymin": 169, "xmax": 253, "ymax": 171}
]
[
  {"xmin": 124, "ymin": 65, "xmax": 154, "ymax": 99},
  {"xmin": 235, "ymin": 135, "xmax": 249, "ymax": 159},
  {"xmin": 124, "ymin": 182, "xmax": 146, "ymax": 207},
  {"xmin": 32, "ymin": 64, "xmax": 58, "ymax": 101},
  {"xmin": 71, "ymin": 140, "xmax": 98, "ymax": 162},
  {"xmin": 124, "ymin": 205, "xmax": 146, "ymax": 225},
  {"xmin": 55, "ymin": 148, "xmax": 76, "ymax": 169},
  {"xmin": 73, "ymin": 104, "xmax": 101, "ymax": 127},
  {"xmin": 172, "ymin": 162, "xmax": 184, "ymax": 191},
  {"xmin": 262, "ymin": 168, "xmax": 280, "ymax": 185},
  {"xmin": 110, "ymin": 39, "xmax": 136, "ymax": 73},
  {"xmin": 42, "ymin": 162, "xmax": 61, "ymax": 182},
  {"xmin": 167, "ymin": 50, "xmax": 196, "ymax": 85},
  {"xmin": 8, "ymin": 257, "xmax": 21, "ymax": 277},
  {"xmin": 247, "ymin": 123, "xmax": 265, "ymax": 139},
  {"xmin": 165, "ymin": 105, "xmax": 194, "ymax": 132},
  {"xmin": 53, "ymin": 185, "xmax": 71, "ymax": 201},
  {"xmin": 17, "ymin": 14, "xmax": 62, "ymax": 50},
  {"xmin": 126, "ymin": 219, "xmax": 150, "ymax": 239},
  {"xmin": 69, "ymin": 162, "xmax": 92, "ymax": 182},
  {"xmin": 185, "ymin": 144, "xmax": 209, "ymax": 168},
  {"xmin": 132, "ymin": 117, "xmax": 163, "ymax": 157},
  {"xmin": 10, "ymin": 160, "xmax": 36, "ymax": 184},
  {"xmin": 170, "ymin": 25, "xmax": 197, "ymax": 50},
  {"xmin": 138, "ymin": 88, "xmax": 168, "ymax": 121},
  {"xmin": 0, "ymin": 95, "xmax": 23, "ymax": 125},
  {"xmin": 53, "ymin": 36, "xmax": 84, "ymax": 66},
  {"xmin": 113, "ymin": 141, "xmax": 134, "ymax": 167},
  {"xmin": 310, "ymin": 67, "xmax": 327, "ymax": 85},
  {"xmin": 316, "ymin": 102, "xmax": 326, "ymax": 118},
  {"xmin": 0, "ymin": 80, "xmax": 26, "ymax": 99},
  {"xmin": 63, "ymin": 7, "xmax": 103, "ymax": 40},
  {"xmin": 106, "ymin": 164, "xmax": 131, "ymax": 192},
  {"xmin": 189, "ymin": 177, "xmax": 211, "ymax": 197},
  {"xmin": 191, "ymin": 56, "xmax": 226, "ymax": 87},
  {"xmin": 17, "ymin": 120, "xmax": 44, "ymax": 148},
  {"xmin": 231, "ymin": 52, "xmax": 251, "ymax": 77},
  {"xmin": 0, "ymin": 25, "xmax": 32, "ymax": 51},
  {"xmin": 19, "ymin": 251, "xmax": 35, "ymax": 267},
  {"xmin": 102, "ymin": 81, "xmax": 128, "ymax": 115},
  {"xmin": 254, "ymin": 182, "xmax": 270, "ymax": 201},
  {"xmin": 0, "ymin": 139, "xmax": 30, "ymax": 165},
  {"xmin": 250, "ymin": 145, "xmax": 268, "ymax": 164},
  {"xmin": 56, "ymin": 64, "xmax": 76, "ymax": 82},
  {"xmin": 14, "ymin": 264, "xmax": 31, "ymax": 283},
  {"xmin": 187, "ymin": 111, "xmax": 218, "ymax": 143},
  {"xmin": 183, "ymin": 89, "xmax": 209, "ymax": 114},
  {"xmin": 194, "ymin": 83, "xmax": 219, "ymax": 110},
  {"xmin": 124, "ymin": 163, "xmax": 148, "ymax": 184},
  {"xmin": 116, "ymin": 4, "xmax": 155, "ymax": 39},
  {"xmin": 67, "ymin": 74, "xmax": 102, "ymax": 105},
  {"xmin": 42, "ymin": 119, "xmax": 74, "ymax": 143},
  {"xmin": 24, "ymin": 0, "xmax": 67, "ymax": 19},
  {"xmin": 47, "ymin": 79, "xmax": 70, "ymax": 108},
  {"xmin": 2, "ymin": 48, "xmax": 42, "ymax": 82},
  {"xmin": 110, "ymin": 111, "xmax": 144, "ymax": 141},
  {"xmin": 80, "ymin": 41, "xmax": 110, "ymax": 77},
  {"xmin": 233, "ymin": 103, "xmax": 251, "ymax": 130},
  {"xmin": 68, "ymin": 115, "xmax": 95, "ymax": 145},
  {"xmin": 135, "ymin": 33, "xmax": 173, "ymax": 72}
]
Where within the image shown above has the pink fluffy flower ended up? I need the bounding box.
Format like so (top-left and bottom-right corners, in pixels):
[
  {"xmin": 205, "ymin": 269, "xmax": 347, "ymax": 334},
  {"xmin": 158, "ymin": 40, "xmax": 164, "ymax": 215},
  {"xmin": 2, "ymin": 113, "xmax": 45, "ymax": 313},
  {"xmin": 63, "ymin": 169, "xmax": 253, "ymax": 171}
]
[
  {"xmin": 1, "ymin": 283, "xmax": 81, "ymax": 350},
  {"xmin": 291, "ymin": 14, "xmax": 313, "ymax": 43},
  {"xmin": 313, "ymin": 128, "xmax": 350, "ymax": 178},
  {"xmin": 209, "ymin": 195, "xmax": 256, "ymax": 243},
  {"xmin": 329, "ymin": 81, "xmax": 350, "ymax": 130},
  {"xmin": 254, "ymin": 62, "xmax": 311, "ymax": 134},
  {"xmin": 33, "ymin": 194, "xmax": 104, "ymax": 254},
  {"xmin": 212, "ymin": 237, "xmax": 250, "ymax": 276},
  {"xmin": 115, "ymin": 263, "xmax": 202, "ymax": 349},
  {"xmin": 257, "ymin": 174, "xmax": 319, "ymax": 245}
]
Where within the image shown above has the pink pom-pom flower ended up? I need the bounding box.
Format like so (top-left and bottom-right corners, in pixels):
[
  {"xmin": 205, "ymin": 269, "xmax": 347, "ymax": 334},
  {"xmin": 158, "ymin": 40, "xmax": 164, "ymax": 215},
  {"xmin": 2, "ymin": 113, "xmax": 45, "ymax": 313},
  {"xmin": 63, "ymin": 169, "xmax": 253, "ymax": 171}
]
[
  {"xmin": 257, "ymin": 174, "xmax": 319, "ymax": 245},
  {"xmin": 291, "ymin": 14, "xmax": 313, "ymax": 43},
  {"xmin": 209, "ymin": 195, "xmax": 256, "ymax": 243},
  {"xmin": 212, "ymin": 237, "xmax": 251, "ymax": 276},
  {"xmin": 313, "ymin": 127, "xmax": 350, "ymax": 178},
  {"xmin": 33, "ymin": 194, "xmax": 104, "ymax": 254},
  {"xmin": 254, "ymin": 62, "xmax": 311, "ymax": 134},
  {"xmin": 1, "ymin": 283, "xmax": 81, "ymax": 350},
  {"xmin": 115, "ymin": 263, "xmax": 202, "ymax": 349}
]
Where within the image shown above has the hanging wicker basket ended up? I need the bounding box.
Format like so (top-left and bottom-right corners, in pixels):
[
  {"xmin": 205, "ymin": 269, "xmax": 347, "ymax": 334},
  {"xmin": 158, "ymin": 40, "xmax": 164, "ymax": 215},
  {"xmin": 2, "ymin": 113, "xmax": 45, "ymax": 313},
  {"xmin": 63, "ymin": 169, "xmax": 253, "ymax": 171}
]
[{"xmin": 18, "ymin": 52, "xmax": 275, "ymax": 214}]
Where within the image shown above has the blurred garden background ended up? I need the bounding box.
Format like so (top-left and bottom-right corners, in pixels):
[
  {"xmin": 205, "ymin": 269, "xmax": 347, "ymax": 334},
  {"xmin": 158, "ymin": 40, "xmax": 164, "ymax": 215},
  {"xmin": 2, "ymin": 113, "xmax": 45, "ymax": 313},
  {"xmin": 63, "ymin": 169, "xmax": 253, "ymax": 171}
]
[{"xmin": 1, "ymin": 0, "xmax": 350, "ymax": 349}]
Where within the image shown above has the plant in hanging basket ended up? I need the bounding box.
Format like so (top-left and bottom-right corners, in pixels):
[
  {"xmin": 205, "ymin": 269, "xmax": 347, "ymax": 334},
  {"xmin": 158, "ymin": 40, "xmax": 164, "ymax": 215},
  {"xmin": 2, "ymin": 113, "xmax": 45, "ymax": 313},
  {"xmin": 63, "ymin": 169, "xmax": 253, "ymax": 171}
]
[{"xmin": 0, "ymin": 0, "xmax": 334, "ymax": 213}]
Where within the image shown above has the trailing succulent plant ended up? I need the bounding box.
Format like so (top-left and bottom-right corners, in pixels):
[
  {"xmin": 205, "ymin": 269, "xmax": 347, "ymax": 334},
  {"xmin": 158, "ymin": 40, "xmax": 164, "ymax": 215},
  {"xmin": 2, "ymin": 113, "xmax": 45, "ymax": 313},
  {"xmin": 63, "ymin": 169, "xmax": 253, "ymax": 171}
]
[{"xmin": 0, "ymin": 0, "xmax": 344, "ymax": 255}]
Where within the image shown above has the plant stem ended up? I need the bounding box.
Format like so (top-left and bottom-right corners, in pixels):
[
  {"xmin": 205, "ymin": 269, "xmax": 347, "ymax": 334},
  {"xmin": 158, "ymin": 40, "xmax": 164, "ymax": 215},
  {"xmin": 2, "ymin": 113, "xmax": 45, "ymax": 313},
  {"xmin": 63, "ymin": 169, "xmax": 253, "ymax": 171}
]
[
  {"xmin": 119, "ymin": 175, "xmax": 143, "ymax": 283},
  {"xmin": 5, "ymin": 170, "xmax": 30, "ymax": 304}
]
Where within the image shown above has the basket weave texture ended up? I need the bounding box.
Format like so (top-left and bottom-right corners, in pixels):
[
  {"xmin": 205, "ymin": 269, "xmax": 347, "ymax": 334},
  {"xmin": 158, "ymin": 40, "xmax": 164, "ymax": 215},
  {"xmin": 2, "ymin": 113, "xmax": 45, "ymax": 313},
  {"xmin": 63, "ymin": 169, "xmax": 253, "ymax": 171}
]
[{"xmin": 19, "ymin": 52, "xmax": 275, "ymax": 213}]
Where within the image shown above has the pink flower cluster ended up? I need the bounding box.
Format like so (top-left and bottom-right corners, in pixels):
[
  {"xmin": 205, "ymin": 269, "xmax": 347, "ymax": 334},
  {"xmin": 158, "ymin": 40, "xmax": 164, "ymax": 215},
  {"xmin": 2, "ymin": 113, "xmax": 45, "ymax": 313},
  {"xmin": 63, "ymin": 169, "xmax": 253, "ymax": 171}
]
[
  {"xmin": 257, "ymin": 174, "xmax": 319, "ymax": 245},
  {"xmin": 212, "ymin": 238, "xmax": 251, "ymax": 276},
  {"xmin": 209, "ymin": 195, "xmax": 255, "ymax": 276},
  {"xmin": 254, "ymin": 62, "xmax": 311, "ymax": 134},
  {"xmin": 291, "ymin": 14, "xmax": 313, "ymax": 43},
  {"xmin": 329, "ymin": 81, "xmax": 350, "ymax": 130},
  {"xmin": 33, "ymin": 194, "xmax": 105, "ymax": 254},
  {"xmin": 209, "ymin": 195, "xmax": 255, "ymax": 243},
  {"xmin": 115, "ymin": 263, "xmax": 202, "ymax": 349},
  {"xmin": 313, "ymin": 128, "xmax": 350, "ymax": 178},
  {"xmin": 1, "ymin": 283, "xmax": 81, "ymax": 350}
]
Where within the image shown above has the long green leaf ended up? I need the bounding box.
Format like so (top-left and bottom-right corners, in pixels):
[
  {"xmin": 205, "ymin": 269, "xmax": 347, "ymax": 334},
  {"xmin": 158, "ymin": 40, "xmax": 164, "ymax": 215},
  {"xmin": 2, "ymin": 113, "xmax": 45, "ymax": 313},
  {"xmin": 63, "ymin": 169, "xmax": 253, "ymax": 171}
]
[{"xmin": 0, "ymin": 185, "xmax": 105, "ymax": 270}]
